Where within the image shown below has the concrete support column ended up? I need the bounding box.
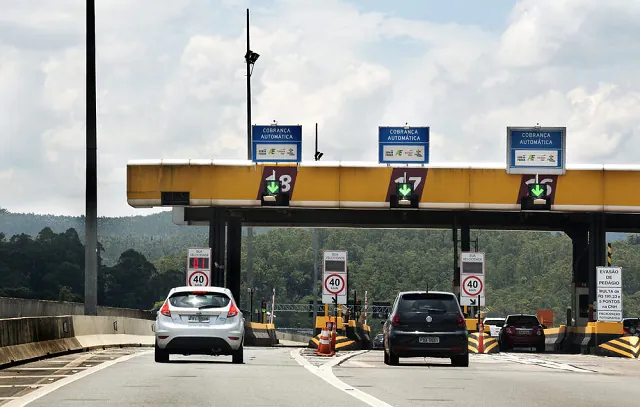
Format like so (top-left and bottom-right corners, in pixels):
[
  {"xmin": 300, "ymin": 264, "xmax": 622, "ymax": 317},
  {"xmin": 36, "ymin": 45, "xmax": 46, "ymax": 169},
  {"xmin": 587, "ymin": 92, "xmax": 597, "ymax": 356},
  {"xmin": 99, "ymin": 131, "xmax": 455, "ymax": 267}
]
[
  {"xmin": 566, "ymin": 225, "xmax": 589, "ymax": 326},
  {"xmin": 226, "ymin": 216, "xmax": 242, "ymax": 307},
  {"xmin": 209, "ymin": 208, "xmax": 226, "ymax": 288},
  {"xmin": 588, "ymin": 213, "xmax": 607, "ymax": 322}
]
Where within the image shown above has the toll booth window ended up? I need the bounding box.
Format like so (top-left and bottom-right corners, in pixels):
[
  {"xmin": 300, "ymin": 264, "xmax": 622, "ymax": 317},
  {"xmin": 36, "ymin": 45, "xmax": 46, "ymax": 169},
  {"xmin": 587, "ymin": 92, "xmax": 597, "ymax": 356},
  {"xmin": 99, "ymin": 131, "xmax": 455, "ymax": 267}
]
[
  {"xmin": 461, "ymin": 262, "xmax": 482, "ymax": 274},
  {"xmin": 505, "ymin": 315, "xmax": 539, "ymax": 326},
  {"xmin": 325, "ymin": 260, "xmax": 345, "ymax": 272},
  {"xmin": 169, "ymin": 292, "xmax": 230, "ymax": 309},
  {"xmin": 398, "ymin": 293, "xmax": 459, "ymax": 313}
]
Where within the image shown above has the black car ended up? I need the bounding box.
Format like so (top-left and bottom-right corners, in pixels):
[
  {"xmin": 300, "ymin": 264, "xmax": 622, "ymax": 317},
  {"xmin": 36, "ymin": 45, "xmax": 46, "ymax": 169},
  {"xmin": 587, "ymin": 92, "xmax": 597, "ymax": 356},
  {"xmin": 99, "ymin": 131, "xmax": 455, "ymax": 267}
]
[{"xmin": 382, "ymin": 291, "xmax": 469, "ymax": 367}]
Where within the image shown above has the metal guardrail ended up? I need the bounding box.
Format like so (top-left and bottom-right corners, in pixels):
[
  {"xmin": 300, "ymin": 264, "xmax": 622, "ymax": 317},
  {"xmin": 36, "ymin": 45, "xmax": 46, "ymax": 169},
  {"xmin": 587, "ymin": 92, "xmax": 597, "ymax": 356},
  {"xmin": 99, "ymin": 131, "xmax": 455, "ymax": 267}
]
[{"xmin": 272, "ymin": 304, "xmax": 391, "ymax": 314}]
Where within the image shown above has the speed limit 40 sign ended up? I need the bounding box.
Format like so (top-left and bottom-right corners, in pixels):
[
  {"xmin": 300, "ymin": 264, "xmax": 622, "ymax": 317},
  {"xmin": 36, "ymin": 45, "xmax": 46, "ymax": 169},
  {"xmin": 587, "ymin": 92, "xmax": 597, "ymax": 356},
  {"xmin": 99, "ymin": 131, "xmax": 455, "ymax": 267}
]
[
  {"xmin": 460, "ymin": 274, "xmax": 485, "ymax": 306},
  {"xmin": 187, "ymin": 270, "xmax": 210, "ymax": 287},
  {"xmin": 322, "ymin": 272, "xmax": 347, "ymax": 304}
]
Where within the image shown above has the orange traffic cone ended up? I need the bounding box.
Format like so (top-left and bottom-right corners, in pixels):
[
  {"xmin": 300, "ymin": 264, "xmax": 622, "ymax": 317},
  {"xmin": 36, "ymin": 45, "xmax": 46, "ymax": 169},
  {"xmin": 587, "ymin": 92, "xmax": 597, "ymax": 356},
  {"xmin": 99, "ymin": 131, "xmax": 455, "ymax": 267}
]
[
  {"xmin": 329, "ymin": 320, "xmax": 337, "ymax": 352},
  {"xmin": 316, "ymin": 327, "xmax": 335, "ymax": 357},
  {"xmin": 478, "ymin": 325, "xmax": 485, "ymax": 353}
]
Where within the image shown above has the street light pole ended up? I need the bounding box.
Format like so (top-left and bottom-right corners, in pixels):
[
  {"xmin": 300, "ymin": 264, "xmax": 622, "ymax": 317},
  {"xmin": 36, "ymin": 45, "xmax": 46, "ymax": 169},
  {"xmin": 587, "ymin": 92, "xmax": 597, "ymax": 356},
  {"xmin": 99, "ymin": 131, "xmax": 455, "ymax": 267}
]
[
  {"xmin": 246, "ymin": 8, "xmax": 252, "ymax": 160},
  {"xmin": 84, "ymin": 0, "xmax": 98, "ymax": 316}
]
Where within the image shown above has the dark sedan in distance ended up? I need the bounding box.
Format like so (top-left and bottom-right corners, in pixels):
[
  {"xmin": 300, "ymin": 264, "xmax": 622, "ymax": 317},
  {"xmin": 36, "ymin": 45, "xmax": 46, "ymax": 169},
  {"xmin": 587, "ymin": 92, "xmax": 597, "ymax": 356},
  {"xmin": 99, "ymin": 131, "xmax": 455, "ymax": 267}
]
[{"xmin": 498, "ymin": 314, "xmax": 546, "ymax": 352}]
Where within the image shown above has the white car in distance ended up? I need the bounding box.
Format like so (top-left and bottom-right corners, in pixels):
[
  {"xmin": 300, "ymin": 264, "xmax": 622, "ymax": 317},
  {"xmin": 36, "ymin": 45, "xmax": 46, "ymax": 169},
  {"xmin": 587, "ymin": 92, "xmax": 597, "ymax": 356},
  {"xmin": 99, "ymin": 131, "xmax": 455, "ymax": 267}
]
[
  {"xmin": 483, "ymin": 317, "xmax": 505, "ymax": 338},
  {"xmin": 155, "ymin": 286, "xmax": 245, "ymax": 363}
]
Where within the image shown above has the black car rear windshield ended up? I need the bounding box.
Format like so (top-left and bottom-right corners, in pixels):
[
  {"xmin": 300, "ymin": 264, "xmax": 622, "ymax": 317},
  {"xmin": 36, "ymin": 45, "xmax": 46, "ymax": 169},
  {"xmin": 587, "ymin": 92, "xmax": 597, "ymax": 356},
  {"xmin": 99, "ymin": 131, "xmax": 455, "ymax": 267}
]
[
  {"xmin": 398, "ymin": 293, "xmax": 459, "ymax": 313},
  {"xmin": 485, "ymin": 319, "xmax": 505, "ymax": 326},
  {"xmin": 169, "ymin": 292, "xmax": 231, "ymax": 309},
  {"xmin": 506, "ymin": 315, "xmax": 539, "ymax": 326}
]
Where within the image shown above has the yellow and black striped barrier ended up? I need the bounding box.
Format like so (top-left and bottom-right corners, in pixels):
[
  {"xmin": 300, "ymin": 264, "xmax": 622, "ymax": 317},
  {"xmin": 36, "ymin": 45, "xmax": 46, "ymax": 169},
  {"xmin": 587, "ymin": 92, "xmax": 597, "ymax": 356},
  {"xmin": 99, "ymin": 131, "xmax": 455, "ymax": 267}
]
[
  {"xmin": 468, "ymin": 333, "xmax": 499, "ymax": 354},
  {"xmin": 598, "ymin": 335, "xmax": 640, "ymax": 359},
  {"xmin": 308, "ymin": 334, "xmax": 358, "ymax": 351}
]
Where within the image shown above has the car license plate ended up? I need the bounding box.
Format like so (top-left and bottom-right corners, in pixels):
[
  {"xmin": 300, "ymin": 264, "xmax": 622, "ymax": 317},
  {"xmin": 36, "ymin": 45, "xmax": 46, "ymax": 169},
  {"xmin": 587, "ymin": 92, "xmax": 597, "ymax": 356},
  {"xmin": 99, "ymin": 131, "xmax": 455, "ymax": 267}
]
[
  {"xmin": 188, "ymin": 315, "xmax": 210, "ymax": 323},
  {"xmin": 419, "ymin": 336, "xmax": 439, "ymax": 344}
]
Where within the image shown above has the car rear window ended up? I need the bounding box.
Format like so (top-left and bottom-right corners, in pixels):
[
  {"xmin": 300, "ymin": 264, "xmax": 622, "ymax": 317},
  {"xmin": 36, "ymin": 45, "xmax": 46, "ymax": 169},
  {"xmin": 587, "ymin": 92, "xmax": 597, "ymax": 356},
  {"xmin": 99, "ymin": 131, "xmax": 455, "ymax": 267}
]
[
  {"xmin": 398, "ymin": 293, "xmax": 459, "ymax": 313},
  {"xmin": 169, "ymin": 292, "xmax": 231, "ymax": 309},
  {"xmin": 485, "ymin": 319, "xmax": 505, "ymax": 326},
  {"xmin": 506, "ymin": 315, "xmax": 539, "ymax": 326}
]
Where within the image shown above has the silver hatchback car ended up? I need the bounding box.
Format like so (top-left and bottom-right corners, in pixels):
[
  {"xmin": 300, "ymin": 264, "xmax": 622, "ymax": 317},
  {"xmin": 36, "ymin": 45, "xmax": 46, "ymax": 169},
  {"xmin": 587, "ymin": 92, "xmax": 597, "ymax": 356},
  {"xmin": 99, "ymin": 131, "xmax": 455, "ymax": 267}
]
[{"xmin": 154, "ymin": 286, "xmax": 245, "ymax": 363}]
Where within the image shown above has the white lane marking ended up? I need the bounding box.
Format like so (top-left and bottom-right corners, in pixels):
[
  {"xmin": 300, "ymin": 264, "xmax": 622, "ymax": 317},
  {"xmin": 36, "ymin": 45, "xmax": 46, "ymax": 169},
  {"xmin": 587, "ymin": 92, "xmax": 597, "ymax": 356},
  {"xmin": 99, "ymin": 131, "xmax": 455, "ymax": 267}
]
[
  {"xmin": 291, "ymin": 349, "xmax": 393, "ymax": 407},
  {"xmin": 1, "ymin": 376, "xmax": 71, "ymax": 379},
  {"xmin": 3, "ymin": 350, "xmax": 152, "ymax": 407},
  {"xmin": 5, "ymin": 367, "xmax": 90, "ymax": 370},
  {"xmin": 494, "ymin": 354, "xmax": 594, "ymax": 373}
]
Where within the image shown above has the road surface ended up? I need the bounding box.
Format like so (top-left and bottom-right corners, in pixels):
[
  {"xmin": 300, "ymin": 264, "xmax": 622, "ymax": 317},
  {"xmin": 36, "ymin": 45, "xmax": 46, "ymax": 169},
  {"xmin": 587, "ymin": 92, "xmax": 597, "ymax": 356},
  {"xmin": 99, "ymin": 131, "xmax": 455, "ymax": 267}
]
[{"xmin": 2, "ymin": 347, "xmax": 640, "ymax": 406}]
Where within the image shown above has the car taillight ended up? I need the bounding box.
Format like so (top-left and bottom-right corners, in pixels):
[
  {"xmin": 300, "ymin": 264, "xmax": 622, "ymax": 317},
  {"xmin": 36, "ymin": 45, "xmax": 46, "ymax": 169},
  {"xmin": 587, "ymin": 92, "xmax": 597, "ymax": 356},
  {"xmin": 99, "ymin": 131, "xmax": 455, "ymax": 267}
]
[
  {"xmin": 535, "ymin": 326, "xmax": 543, "ymax": 335},
  {"xmin": 391, "ymin": 314, "xmax": 401, "ymax": 326},
  {"xmin": 505, "ymin": 326, "xmax": 515, "ymax": 335},
  {"xmin": 456, "ymin": 314, "xmax": 466, "ymax": 328},
  {"xmin": 192, "ymin": 291, "xmax": 207, "ymax": 295},
  {"xmin": 160, "ymin": 301, "xmax": 171, "ymax": 317},
  {"xmin": 227, "ymin": 302, "xmax": 239, "ymax": 318}
]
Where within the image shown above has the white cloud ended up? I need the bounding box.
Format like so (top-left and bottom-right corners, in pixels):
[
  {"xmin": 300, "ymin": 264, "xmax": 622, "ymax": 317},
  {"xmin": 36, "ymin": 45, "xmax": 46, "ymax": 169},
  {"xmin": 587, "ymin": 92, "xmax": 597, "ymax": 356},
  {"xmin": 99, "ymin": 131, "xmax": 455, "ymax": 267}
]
[{"xmin": 1, "ymin": 0, "xmax": 640, "ymax": 216}]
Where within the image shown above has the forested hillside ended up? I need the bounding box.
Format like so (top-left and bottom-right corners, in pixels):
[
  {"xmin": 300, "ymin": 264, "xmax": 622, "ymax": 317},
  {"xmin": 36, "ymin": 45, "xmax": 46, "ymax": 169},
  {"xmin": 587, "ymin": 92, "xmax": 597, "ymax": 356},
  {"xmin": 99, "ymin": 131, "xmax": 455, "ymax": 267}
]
[
  {"xmin": 0, "ymin": 209, "xmax": 270, "ymax": 265},
  {"xmin": 1, "ymin": 208, "xmax": 639, "ymax": 328}
]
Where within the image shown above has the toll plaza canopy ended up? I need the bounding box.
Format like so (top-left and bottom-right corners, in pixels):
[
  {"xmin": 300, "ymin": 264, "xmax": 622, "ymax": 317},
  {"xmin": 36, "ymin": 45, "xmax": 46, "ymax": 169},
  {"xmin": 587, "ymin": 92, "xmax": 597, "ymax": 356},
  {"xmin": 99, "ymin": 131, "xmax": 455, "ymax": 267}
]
[{"xmin": 127, "ymin": 160, "xmax": 640, "ymax": 218}]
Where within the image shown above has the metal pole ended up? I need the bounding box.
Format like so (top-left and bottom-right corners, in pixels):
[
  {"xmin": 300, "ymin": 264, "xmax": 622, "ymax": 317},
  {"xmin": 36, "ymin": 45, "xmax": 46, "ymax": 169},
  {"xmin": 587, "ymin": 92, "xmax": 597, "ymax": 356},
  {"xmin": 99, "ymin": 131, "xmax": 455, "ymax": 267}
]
[
  {"xmin": 246, "ymin": 226, "xmax": 253, "ymax": 316},
  {"xmin": 249, "ymin": 288, "xmax": 253, "ymax": 322},
  {"xmin": 312, "ymin": 229, "xmax": 319, "ymax": 325},
  {"xmin": 315, "ymin": 123, "xmax": 318, "ymax": 160},
  {"xmin": 84, "ymin": 0, "xmax": 98, "ymax": 316},
  {"xmin": 246, "ymin": 8, "xmax": 252, "ymax": 160},
  {"xmin": 270, "ymin": 288, "xmax": 276, "ymax": 324}
]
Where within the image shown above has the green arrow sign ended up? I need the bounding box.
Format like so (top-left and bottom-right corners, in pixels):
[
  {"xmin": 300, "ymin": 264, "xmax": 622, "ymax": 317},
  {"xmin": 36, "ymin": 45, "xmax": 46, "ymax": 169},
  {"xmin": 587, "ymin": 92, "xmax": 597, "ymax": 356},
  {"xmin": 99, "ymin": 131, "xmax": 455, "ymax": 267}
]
[
  {"xmin": 397, "ymin": 183, "xmax": 412, "ymax": 197},
  {"xmin": 266, "ymin": 181, "xmax": 280, "ymax": 194},
  {"xmin": 530, "ymin": 184, "xmax": 545, "ymax": 198}
]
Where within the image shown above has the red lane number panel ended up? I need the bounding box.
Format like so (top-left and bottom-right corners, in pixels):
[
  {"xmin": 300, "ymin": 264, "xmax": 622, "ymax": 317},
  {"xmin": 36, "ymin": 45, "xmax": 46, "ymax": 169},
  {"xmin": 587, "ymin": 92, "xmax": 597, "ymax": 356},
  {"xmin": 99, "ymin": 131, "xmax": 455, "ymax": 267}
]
[
  {"xmin": 256, "ymin": 166, "xmax": 299, "ymax": 200},
  {"xmin": 385, "ymin": 168, "xmax": 428, "ymax": 202}
]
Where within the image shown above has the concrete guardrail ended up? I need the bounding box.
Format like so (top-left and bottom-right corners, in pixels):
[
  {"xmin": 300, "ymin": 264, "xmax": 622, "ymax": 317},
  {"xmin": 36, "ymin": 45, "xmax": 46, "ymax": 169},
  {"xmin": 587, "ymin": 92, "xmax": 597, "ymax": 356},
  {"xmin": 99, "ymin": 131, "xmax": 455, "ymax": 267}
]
[
  {"xmin": 0, "ymin": 296, "xmax": 154, "ymax": 320},
  {"xmin": 0, "ymin": 315, "xmax": 154, "ymax": 368}
]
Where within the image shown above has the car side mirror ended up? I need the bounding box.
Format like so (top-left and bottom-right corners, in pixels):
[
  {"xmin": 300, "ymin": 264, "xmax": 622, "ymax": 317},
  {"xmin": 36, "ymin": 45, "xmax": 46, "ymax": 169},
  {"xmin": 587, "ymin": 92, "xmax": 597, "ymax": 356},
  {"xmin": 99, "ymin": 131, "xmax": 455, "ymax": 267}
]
[{"xmin": 541, "ymin": 324, "xmax": 547, "ymax": 329}]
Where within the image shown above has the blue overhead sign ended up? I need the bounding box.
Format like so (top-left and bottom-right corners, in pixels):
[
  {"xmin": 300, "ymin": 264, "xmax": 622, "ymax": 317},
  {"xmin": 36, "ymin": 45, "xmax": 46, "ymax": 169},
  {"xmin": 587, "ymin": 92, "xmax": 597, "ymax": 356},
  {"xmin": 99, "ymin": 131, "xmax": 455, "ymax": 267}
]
[
  {"xmin": 252, "ymin": 125, "xmax": 302, "ymax": 163},
  {"xmin": 378, "ymin": 126, "xmax": 429, "ymax": 164},
  {"xmin": 506, "ymin": 126, "xmax": 566, "ymax": 175}
]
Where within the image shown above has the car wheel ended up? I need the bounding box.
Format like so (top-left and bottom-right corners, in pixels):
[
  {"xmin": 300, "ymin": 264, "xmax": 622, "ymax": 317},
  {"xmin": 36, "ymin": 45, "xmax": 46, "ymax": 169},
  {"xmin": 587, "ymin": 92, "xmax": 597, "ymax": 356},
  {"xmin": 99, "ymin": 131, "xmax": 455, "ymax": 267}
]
[
  {"xmin": 536, "ymin": 344, "xmax": 545, "ymax": 353},
  {"xmin": 388, "ymin": 350, "xmax": 399, "ymax": 366},
  {"xmin": 232, "ymin": 343, "xmax": 244, "ymax": 364},
  {"xmin": 383, "ymin": 349, "xmax": 390, "ymax": 365},
  {"xmin": 154, "ymin": 343, "xmax": 169, "ymax": 363},
  {"xmin": 451, "ymin": 352, "xmax": 469, "ymax": 367},
  {"xmin": 498, "ymin": 341, "xmax": 508, "ymax": 352}
]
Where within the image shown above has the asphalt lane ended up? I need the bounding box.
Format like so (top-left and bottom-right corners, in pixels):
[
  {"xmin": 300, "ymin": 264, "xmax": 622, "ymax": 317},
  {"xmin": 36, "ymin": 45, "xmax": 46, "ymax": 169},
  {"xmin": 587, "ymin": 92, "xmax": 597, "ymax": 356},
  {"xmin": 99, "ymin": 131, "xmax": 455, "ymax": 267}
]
[
  {"xmin": 22, "ymin": 347, "xmax": 366, "ymax": 407},
  {"xmin": 0, "ymin": 348, "xmax": 147, "ymax": 406},
  {"xmin": 337, "ymin": 350, "xmax": 640, "ymax": 407},
  {"xmin": 5, "ymin": 347, "xmax": 640, "ymax": 406}
]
